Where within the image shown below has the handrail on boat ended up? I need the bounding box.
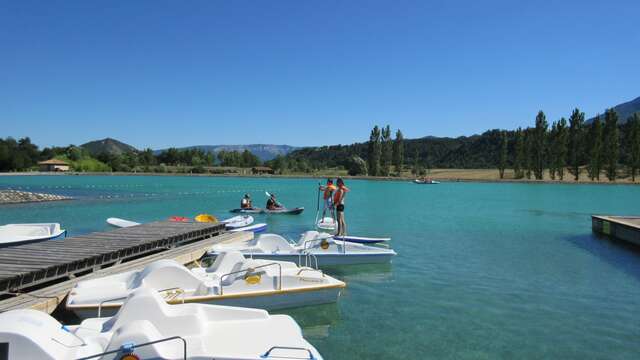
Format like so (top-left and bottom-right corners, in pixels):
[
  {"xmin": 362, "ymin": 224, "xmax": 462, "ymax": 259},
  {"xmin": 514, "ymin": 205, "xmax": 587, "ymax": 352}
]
[
  {"xmin": 219, "ymin": 262, "xmax": 282, "ymax": 295},
  {"xmin": 260, "ymin": 345, "xmax": 316, "ymax": 359},
  {"xmin": 75, "ymin": 335, "xmax": 187, "ymax": 360}
]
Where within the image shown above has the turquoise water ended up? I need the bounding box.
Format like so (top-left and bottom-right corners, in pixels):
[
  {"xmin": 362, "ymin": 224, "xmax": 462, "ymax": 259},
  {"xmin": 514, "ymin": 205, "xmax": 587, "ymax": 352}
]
[{"xmin": 1, "ymin": 175, "xmax": 640, "ymax": 359}]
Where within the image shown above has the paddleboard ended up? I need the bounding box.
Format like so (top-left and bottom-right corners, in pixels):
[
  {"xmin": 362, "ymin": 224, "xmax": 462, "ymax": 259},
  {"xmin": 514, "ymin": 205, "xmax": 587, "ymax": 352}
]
[
  {"xmin": 316, "ymin": 217, "xmax": 337, "ymax": 230},
  {"xmin": 222, "ymin": 215, "xmax": 254, "ymax": 229},
  {"xmin": 228, "ymin": 223, "xmax": 268, "ymax": 233},
  {"xmin": 332, "ymin": 235, "xmax": 391, "ymax": 244},
  {"xmin": 106, "ymin": 218, "xmax": 141, "ymax": 228}
]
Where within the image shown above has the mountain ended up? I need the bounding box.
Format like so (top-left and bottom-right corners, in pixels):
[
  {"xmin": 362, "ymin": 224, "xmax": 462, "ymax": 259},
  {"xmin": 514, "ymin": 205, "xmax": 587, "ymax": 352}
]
[
  {"xmin": 81, "ymin": 138, "xmax": 138, "ymax": 156},
  {"xmin": 587, "ymin": 96, "xmax": 640, "ymax": 123},
  {"xmin": 154, "ymin": 144, "xmax": 298, "ymax": 162}
]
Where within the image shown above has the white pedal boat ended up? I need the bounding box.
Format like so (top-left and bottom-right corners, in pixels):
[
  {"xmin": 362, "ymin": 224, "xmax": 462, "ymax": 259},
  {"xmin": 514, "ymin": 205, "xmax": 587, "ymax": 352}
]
[
  {"xmin": 0, "ymin": 288, "xmax": 322, "ymax": 360},
  {"xmin": 209, "ymin": 231, "xmax": 397, "ymax": 266},
  {"xmin": 222, "ymin": 215, "xmax": 254, "ymax": 229},
  {"xmin": 66, "ymin": 251, "xmax": 345, "ymax": 319},
  {"xmin": 316, "ymin": 217, "xmax": 337, "ymax": 231},
  {"xmin": 0, "ymin": 223, "xmax": 66, "ymax": 246}
]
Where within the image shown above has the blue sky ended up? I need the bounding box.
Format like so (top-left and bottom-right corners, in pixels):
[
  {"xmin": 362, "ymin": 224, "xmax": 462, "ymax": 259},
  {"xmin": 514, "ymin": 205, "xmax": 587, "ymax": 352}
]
[{"xmin": 1, "ymin": 0, "xmax": 638, "ymax": 149}]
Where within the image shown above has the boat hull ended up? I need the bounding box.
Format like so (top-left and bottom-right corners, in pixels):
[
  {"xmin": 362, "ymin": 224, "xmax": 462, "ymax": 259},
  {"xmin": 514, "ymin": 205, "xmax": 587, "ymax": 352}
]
[
  {"xmin": 69, "ymin": 286, "xmax": 342, "ymax": 319},
  {"xmin": 332, "ymin": 235, "xmax": 390, "ymax": 244},
  {"xmin": 242, "ymin": 252, "xmax": 394, "ymax": 266}
]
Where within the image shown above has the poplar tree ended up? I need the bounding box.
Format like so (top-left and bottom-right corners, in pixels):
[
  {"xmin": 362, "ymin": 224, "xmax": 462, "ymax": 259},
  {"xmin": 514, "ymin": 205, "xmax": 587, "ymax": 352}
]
[
  {"xmin": 498, "ymin": 131, "xmax": 508, "ymax": 179},
  {"xmin": 627, "ymin": 114, "xmax": 640, "ymax": 181},
  {"xmin": 549, "ymin": 121, "xmax": 558, "ymax": 180},
  {"xmin": 412, "ymin": 148, "xmax": 421, "ymax": 175},
  {"xmin": 602, "ymin": 109, "xmax": 619, "ymax": 181},
  {"xmin": 380, "ymin": 125, "xmax": 392, "ymax": 176},
  {"xmin": 568, "ymin": 108, "xmax": 585, "ymax": 180},
  {"xmin": 533, "ymin": 111, "xmax": 548, "ymax": 180},
  {"xmin": 367, "ymin": 126, "xmax": 381, "ymax": 176},
  {"xmin": 392, "ymin": 129, "xmax": 404, "ymax": 175},
  {"xmin": 587, "ymin": 116, "xmax": 603, "ymax": 181},
  {"xmin": 524, "ymin": 128, "xmax": 533, "ymax": 179},
  {"xmin": 514, "ymin": 128, "xmax": 525, "ymax": 179},
  {"xmin": 556, "ymin": 118, "xmax": 569, "ymax": 180}
]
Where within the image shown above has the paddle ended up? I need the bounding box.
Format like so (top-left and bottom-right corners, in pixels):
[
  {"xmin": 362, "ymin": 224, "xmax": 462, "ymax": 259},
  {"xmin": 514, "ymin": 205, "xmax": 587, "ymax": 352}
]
[{"xmin": 264, "ymin": 191, "xmax": 285, "ymax": 209}]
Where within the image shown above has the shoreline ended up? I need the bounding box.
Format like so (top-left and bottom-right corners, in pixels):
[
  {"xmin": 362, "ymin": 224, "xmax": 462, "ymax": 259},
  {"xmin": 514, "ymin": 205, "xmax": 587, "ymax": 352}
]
[{"xmin": 0, "ymin": 170, "xmax": 638, "ymax": 186}]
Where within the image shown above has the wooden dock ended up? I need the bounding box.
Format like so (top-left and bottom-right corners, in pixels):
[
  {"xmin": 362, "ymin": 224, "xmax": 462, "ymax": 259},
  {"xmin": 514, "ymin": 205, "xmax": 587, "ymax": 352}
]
[
  {"xmin": 0, "ymin": 220, "xmax": 252, "ymax": 313},
  {"xmin": 592, "ymin": 215, "xmax": 640, "ymax": 246}
]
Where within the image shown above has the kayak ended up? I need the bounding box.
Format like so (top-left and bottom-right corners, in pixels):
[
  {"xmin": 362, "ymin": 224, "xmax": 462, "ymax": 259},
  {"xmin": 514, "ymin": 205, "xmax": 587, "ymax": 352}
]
[
  {"xmin": 316, "ymin": 217, "xmax": 337, "ymax": 230},
  {"xmin": 106, "ymin": 217, "xmax": 140, "ymax": 228},
  {"xmin": 228, "ymin": 223, "xmax": 267, "ymax": 233},
  {"xmin": 230, "ymin": 207, "xmax": 304, "ymax": 215},
  {"xmin": 0, "ymin": 223, "xmax": 66, "ymax": 247},
  {"xmin": 221, "ymin": 215, "xmax": 254, "ymax": 229},
  {"xmin": 332, "ymin": 235, "xmax": 391, "ymax": 244}
]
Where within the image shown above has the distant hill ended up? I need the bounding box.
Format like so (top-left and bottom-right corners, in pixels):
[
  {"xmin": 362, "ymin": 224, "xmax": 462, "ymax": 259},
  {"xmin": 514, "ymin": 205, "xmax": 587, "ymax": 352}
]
[
  {"xmin": 587, "ymin": 96, "xmax": 640, "ymax": 123},
  {"xmin": 81, "ymin": 138, "xmax": 138, "ymax": 156},
  {"xmin": 154, "ymin": 144, "xmax": 298, "ymax": 162}
]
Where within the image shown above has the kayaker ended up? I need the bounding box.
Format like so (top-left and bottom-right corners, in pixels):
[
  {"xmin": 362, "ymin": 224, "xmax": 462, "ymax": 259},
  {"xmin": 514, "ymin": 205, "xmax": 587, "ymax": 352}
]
[
  {"xmin": 333, "ymin": 178, "xmax": 349, "ymax": 236},
  {"xmin": 240, "ymin": 194, "xmax": 252, "ymax": 209},
  {"xmin": 319, "ymin": 178, "xmax": 337, "ymax": 220},
  {"xmin": 266, "ymin": 193, "xmax": 283, "ymax": 210}
]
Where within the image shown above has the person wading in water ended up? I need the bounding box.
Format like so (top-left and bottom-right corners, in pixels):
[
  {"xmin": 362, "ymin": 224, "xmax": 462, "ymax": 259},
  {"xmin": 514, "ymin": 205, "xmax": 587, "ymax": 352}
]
[{"xmin": 333, "ymin": 178, "xmax": 349, "ymax": 236}]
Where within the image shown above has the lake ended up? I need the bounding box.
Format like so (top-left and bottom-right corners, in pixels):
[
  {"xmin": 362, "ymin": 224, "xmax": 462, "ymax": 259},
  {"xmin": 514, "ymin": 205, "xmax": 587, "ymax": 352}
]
[{"xmin": 1, "ymin": 175, "xmax": 639, "ymax": 359}]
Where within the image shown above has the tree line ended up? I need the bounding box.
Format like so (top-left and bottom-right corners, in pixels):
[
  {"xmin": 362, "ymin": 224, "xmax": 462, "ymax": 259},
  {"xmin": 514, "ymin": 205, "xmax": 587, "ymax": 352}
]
[
  {"xmin": 497, "ymin": 109, "xmax": 640, "ymax": 181},
  {"xmin": 0, "ymin": 139, "xmax": 263, "ymax": 173}
]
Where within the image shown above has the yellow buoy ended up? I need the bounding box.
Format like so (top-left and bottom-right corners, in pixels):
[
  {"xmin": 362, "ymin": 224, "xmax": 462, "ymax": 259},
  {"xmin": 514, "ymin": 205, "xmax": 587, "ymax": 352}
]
[
  {"xmin": 195, "ymin": 214, "xmax": 218, "ymax": 223},
  {"xmin": 320, "ymin": 239, "xmax": 330, "ymax": 249}
]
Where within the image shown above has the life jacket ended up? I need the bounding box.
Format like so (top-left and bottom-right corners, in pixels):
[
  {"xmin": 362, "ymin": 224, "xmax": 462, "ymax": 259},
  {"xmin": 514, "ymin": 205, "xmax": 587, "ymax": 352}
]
[
  {"xmin": 333, "ymin": 185, "xmax": 348, "ymax": 205},
  {"xmin": 323, "ymin": 184, "xmax": 336, "ymax": 200}
]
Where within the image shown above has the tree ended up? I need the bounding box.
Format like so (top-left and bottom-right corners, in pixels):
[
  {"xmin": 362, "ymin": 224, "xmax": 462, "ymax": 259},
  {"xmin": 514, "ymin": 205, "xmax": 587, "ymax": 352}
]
[
  {"xmin": 524, "ymin": 128, "xmax": 534, "ymax": 179},
  {"xmin": 532, "ymin": 111, "xmax": 548, "ymax": 180},
  {"xmin": 587, "ymin": 116, "xmax": 603, "ymax": 181},
  {"xmin": 412, "ymin": 148, "xmax": 421, "ymax": 175},
  {"xmin": 602, "ymin": 109, "xmax": 619, "ymax": 181},
  {"xmin": 513, "ymin": 128, "xmax": 525, "ymax": 179},
  {"xmin": 568, "ymin": 108, "xmax": 585, "ymax": 180},
  {"xmin": 498, "ymin": 131, "xmax": 508, "ymax": 179},
  {"xmin": 555, "ymin": 117, "xmax": 569, "ymax": 180},
  {"xmin": 392, "ymin": 129, "xmax": 404, "ymax": 175},
  {"xmin": 367, "ymin": 126, "xmax": 381, "ymax": 176},
  {"xmin": 626, "ymin": 114, "xmax": 640, "ymax": 181},
  {"xmin": 380, "ymin": 125, "xmax": 392, "ymax": 176},
  {"xmin": 548, "ymin": 121, "xmax": 558, "ymax": 180},
  {"xmin": 346, "ymin": 155, "xmax": 368, "ymax": 176}
]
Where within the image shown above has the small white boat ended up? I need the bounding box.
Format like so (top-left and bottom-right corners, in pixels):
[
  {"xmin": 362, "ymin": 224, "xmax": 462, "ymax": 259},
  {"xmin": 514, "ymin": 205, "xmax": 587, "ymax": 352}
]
[
  {"xmin": 209, "ymin": 231, "xmax": 396, "ymax": 267},
  {"xmin": 413, "ymin": 179, "xmax": 440, "ymax": 184},
  {"xmin": 107, "ymin": 217, "xmax": 141, "ymax": 228},
  {"xmin": 316, "ymin": 217, "xmax": 337, "ymax": 230},
  {"xmin": 66, "ymin": 251, "xmax": 345, "ymax": 319},
  {"xmin": 222, "ymin": 215, "xmax": 254, "ymax": 229},
  {"xmin": 228, "ymin": 223, "xmax": 268, "ymax": 233},
  {"xmin": 1, "ymin": 288, "xmax": 322, "ymax": 360},
  {"xmin": 0, "ymin": 223, "xmax": 66, "ymax": 246}
]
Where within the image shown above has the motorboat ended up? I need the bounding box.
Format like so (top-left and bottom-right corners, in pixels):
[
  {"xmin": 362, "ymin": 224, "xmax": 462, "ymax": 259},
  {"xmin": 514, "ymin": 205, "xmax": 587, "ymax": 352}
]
[
  {"xmin": 0, "ymin": 223, "xmax": 66, "ymax": 247},
  {"xmin": 66, "ymin": 251, "xmax": 345, "ymax": 319},
  {"xmin": 1, "ymin": 288, "xmax": 323, "ymax": 360},
  {"xmin": 209, "ymin": 231, "xmax": 397, "ymax": 266}
]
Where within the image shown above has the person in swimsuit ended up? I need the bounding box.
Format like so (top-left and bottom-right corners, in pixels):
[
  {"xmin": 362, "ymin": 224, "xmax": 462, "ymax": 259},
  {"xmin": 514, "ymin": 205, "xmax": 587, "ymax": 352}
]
[
  {"xmin": 319, "ymin": 178, "xmax": 337, "ymax": 222},
  {"xmin": 240, "ymin": 194, "xmax": 252, "ymax": 209},
  {"xmin": 333, "ymin": 178, "xmax": 349, "ymax": 236}
]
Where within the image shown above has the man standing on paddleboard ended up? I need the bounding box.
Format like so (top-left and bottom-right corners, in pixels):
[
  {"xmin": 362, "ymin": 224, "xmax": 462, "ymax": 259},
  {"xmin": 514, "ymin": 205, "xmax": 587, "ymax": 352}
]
[
  {"xmin": 319, "ymin": 179, "xmax": 337, "ymax": 223},
  {"xmin": 334, "ymin": 178, "xmax": 349, "ymax": 236}
]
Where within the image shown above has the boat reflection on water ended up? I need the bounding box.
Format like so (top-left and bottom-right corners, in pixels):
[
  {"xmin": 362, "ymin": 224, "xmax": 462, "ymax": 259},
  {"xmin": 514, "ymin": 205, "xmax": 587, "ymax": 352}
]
[
  {"xmin": 274, "ymin": 302, "xmax": 341, "ymax": 340},
  {"xmin": 324, "ymin": 263, "xmax": 393, "ymax": 283}
]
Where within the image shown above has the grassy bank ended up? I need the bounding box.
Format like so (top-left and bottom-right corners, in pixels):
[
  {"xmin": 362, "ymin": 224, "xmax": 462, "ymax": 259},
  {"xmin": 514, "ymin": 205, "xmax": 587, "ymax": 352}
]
[{"xmin": 1, "ymin": 168, "xmax": 638, "ymax": 184}]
